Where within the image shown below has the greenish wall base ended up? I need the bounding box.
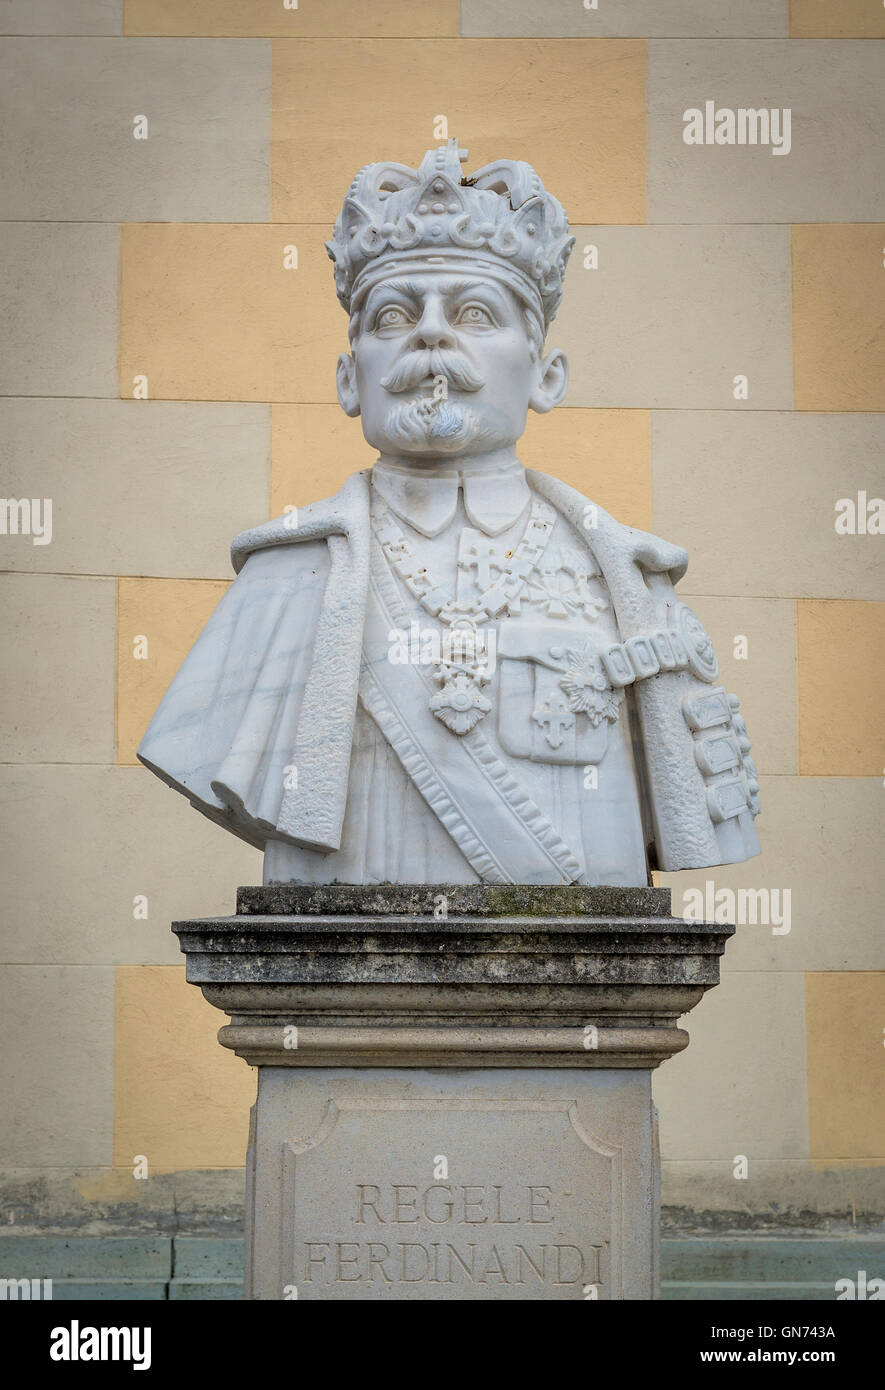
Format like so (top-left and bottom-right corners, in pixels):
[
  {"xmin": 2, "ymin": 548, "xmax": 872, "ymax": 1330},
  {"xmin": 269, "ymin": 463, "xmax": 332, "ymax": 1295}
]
[{"xmin": 1, "ymin": 1235, "xmax": 883, "ymax": 1301}]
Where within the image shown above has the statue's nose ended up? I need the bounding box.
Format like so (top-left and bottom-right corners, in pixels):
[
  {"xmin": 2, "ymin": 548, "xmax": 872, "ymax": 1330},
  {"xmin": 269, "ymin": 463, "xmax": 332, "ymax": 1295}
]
[{"xmin": 409, "ymin": 302, "xmax": 456, "ymax": 351}]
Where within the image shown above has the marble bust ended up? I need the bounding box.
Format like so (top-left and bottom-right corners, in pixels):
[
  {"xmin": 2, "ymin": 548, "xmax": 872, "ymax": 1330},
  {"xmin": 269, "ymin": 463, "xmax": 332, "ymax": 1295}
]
[{"xmin": 139, "ymin": 139, "xmax": 760, "ymax": 887}]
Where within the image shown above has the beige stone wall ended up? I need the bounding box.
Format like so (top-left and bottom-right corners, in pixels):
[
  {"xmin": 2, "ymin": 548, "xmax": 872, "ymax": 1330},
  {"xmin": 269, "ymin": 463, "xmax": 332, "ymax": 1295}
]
[{"xmin": 0, "ymin": 1, "xmax": 882, "ymax": 1227}]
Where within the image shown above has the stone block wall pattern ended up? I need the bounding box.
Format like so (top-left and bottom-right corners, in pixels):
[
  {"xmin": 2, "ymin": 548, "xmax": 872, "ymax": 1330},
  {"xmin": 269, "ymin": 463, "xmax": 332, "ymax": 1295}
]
[{"xmin": 0, "ymin": 1, "xmax": 882, "ymax": 1293}]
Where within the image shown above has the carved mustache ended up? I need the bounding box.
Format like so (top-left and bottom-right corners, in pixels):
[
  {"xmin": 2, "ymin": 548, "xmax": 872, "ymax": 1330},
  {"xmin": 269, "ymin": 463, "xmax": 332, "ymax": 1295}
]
[{"xmin": 380, "ymin": 348, "xmax": 485, "ymax": 394}]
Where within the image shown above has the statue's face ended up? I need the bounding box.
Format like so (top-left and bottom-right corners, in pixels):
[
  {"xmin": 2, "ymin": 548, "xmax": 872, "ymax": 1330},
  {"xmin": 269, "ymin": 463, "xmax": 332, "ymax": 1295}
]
[{"xmin": 337, "ymin": 270, "xmax": 568, "ymax": 460}]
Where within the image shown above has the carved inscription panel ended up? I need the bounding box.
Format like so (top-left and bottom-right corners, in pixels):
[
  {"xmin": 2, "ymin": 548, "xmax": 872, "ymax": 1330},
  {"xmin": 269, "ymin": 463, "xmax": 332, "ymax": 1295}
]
[{"xmin": 281, "ymin": 1098, "xmax": 623, "ymax": 1301}]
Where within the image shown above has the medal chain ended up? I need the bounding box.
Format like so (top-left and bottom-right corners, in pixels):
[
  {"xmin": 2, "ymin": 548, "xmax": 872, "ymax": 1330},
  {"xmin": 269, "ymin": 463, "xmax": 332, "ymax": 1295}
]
[{"xmin": 371, "ymin": 496, "xmax": 557, "ymax": 625}]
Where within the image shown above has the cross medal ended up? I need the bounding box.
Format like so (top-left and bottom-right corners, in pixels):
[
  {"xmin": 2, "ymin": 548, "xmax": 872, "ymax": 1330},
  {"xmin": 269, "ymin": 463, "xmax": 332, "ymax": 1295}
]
[{"xmin": 372, "ymin": 498, "xmax": 558, "ymax": 735}]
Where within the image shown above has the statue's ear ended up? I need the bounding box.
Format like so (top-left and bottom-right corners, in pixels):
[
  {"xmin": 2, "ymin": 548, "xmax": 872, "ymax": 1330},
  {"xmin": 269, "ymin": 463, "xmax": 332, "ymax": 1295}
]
[
  {"xmin": 336, "ymin": 354, "xmax": 361, "ymax": 417},
  {"xmin": 529, "ymin": 349, "xmax": 569, "ymax": 414}
]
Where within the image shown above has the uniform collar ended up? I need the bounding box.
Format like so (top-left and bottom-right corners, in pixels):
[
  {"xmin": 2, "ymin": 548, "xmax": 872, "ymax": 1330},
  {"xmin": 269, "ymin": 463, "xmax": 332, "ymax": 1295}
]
[{"xmin": 371, "ymin": 458, "xmax": 531, "ymax": 539}]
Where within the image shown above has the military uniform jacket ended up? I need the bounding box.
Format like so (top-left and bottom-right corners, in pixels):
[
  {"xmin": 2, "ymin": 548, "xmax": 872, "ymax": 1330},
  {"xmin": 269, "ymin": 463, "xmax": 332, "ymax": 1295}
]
[{"xmin": 137, "ymin": 468, "xmax": 761, "ymax": 876}]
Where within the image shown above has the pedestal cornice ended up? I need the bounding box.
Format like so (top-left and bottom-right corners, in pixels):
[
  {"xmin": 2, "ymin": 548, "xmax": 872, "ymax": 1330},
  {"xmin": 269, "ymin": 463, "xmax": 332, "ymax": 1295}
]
[{"xmin": 173, "ymin": 886, "xmax": 732, "ymax": 1070}]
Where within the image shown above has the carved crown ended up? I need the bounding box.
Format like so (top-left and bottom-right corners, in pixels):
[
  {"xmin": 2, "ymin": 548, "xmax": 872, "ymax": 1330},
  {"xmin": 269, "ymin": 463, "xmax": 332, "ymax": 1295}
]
[{"xmin": 326, "ymin": 139, "xmax": 575, "ymax": 330}]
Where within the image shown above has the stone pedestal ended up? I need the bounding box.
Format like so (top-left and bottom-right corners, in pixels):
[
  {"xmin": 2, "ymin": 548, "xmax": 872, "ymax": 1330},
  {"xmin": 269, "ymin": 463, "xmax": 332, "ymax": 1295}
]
[{"xmin": 174, "ymin": 885, "xmax": 732, "ymax": 1301}]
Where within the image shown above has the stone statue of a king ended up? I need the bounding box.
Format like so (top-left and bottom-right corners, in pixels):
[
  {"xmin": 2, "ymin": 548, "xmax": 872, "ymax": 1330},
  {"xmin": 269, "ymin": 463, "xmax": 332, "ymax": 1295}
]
[{"xmin": 139, "ymin": 139, "xmax": 761, "ymax": 888}]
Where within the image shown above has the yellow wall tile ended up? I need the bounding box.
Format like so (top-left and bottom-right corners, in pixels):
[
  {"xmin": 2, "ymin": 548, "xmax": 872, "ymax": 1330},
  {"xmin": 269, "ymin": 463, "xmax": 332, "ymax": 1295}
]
[
  {"xmin": 270, "ymin": 405, "xmax": 650, "ymax": 529},
  {"xmin": 789, "ymin": 1, "xmax": 885, "ymax": 37},
  {"xmin": 119, "ymin": 223, "xmax": 345, "ymax": 403},
  {"xmin": 271, "ymin": 403, "xmax": 373, "ymax": 513},
  {"xmin": 124, "ymin": 0, "xmax": 459, "ymax": 37},
  {"xmin": 797, "ymin": 600, "xmax": 885, "ymax": 776},
  {"xmin": 116, "ymin": 577, "xmax": 230, "ymax": 765},
  {"xmin": 271, "ymin": 38, "xmax": 646, "ymax": 224},
  {"xmin": 114, "ymin": 965, "xmax": 255, "ymax": 1173},
  {"xmin": 806, "ymin": 972, "xmax": 885, "ymax": 1166},
  {"xmin": 792, "ymin": 225, "xmax": 885, "ymax": 411},
  {"xmin": 521, "ymin": 408, "xmax": 651, "ymax": 531}
]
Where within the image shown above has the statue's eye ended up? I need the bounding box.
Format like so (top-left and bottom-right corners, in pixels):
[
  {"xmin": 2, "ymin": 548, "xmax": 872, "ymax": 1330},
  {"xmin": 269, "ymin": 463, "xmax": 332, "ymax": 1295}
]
[
  {"xmin": 456, "ymin": 304, "xmax": 494, "ymax": 327},
  {"xmin": 377, "ymin": 306, "xmax": 411, "ymax": 329}
]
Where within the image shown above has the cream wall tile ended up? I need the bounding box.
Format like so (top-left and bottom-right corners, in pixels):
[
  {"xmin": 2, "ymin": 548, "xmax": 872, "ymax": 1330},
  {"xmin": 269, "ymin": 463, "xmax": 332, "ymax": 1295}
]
[
  {"xmin": 0, "ymin": 966, "xmax": 114, "ymax": 1166},
  {"xmin": 462, "ymin": 0, "xmax": 788, "ymax": 37},
  {"xmin": 125, "ymin": 0, "xmax": 459, "ymax": 36},
  {"xmin": 0, "ymin": 224, "xmax": 118, "ymax": 397},
  {"xmin": 116, "ymin": 576, "xmax": 229, "ymax": 764},
  {"xmin": 673, "ymin": 596, "xmax": 796, "ymax": 775},
  {"xmin": 792, "ymin": 225, "xmax": 885, "ymax": 412},
  {"xmin": 0, "ymin": 574, "xmax": 115, "ymax": 763},
  {"xmin": 661, "ymin": 777, "xmax": 885, "ymax": 974},
  {"xmin": 797, "ymin": 600, "xmax": 884, "ymax": 776},
  {"xmin": 0, "ymin": 38, "xmax": 269, "ymax": 221},
  {"xmin": 0, "ymin": 399, "xmax": 269, "ymax": 579},
  {"xmin": 648, "ymin": 40, "xmax": 885, "ymax": 223},
  {"xmin": 652, "ymin": 411, "xmax": 885, "ymax": 599},
  {"xmin": 790, "ymin": 0, "xmax": 885, "ymax": 37},
  {"xmin": 0, "ymin": 1, "xmax": 121, "ymax": 33},
  {"xmin": 271, "ymin": 38, "xmax": 646, "ymax": 225},
  {"xmin": 114, "ymin": 965, "xmax": 256, "ymax": 1172},
  {"xmin": 806, "ymin": 972, "xmax": 885, "ymax": 1165},
  {"xmin": 0, "ymin": 765, "xmax": 261, "ymax": 966},
  {"xmin": 558, "ymin": 227, "xmax": 793, "ymax": 408},
  {"xmin": 653, "ymin": 970, "xmax": 809, "ymax": 1160},
  {"xmin": 118, "ymin": 223, "xmax": 344, "ymax": 403}
]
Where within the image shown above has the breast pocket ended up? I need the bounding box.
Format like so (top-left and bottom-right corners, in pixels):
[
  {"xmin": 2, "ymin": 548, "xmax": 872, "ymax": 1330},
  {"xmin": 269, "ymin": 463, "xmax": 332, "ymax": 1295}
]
[{"xmin": 496, "ymin": 621, "xmax": 623, "ymax": 766}]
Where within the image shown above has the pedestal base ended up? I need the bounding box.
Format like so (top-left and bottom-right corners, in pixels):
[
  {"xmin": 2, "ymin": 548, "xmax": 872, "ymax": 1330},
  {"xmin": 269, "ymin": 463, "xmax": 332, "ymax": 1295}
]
[
  {"xmin": 247, "ymin": 1066, "xmax": 656, "ymax": 1301},
  {"xmin": 174, "ymin": 885, "xmax": 732, "ymax": 1302}
]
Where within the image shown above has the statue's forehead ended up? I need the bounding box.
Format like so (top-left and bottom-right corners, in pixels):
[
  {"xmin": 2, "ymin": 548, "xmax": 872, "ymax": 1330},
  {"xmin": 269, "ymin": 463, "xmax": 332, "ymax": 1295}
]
[{"xmin": 362, "ymin": 270, "xmax": 513, "ymax": 298}]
